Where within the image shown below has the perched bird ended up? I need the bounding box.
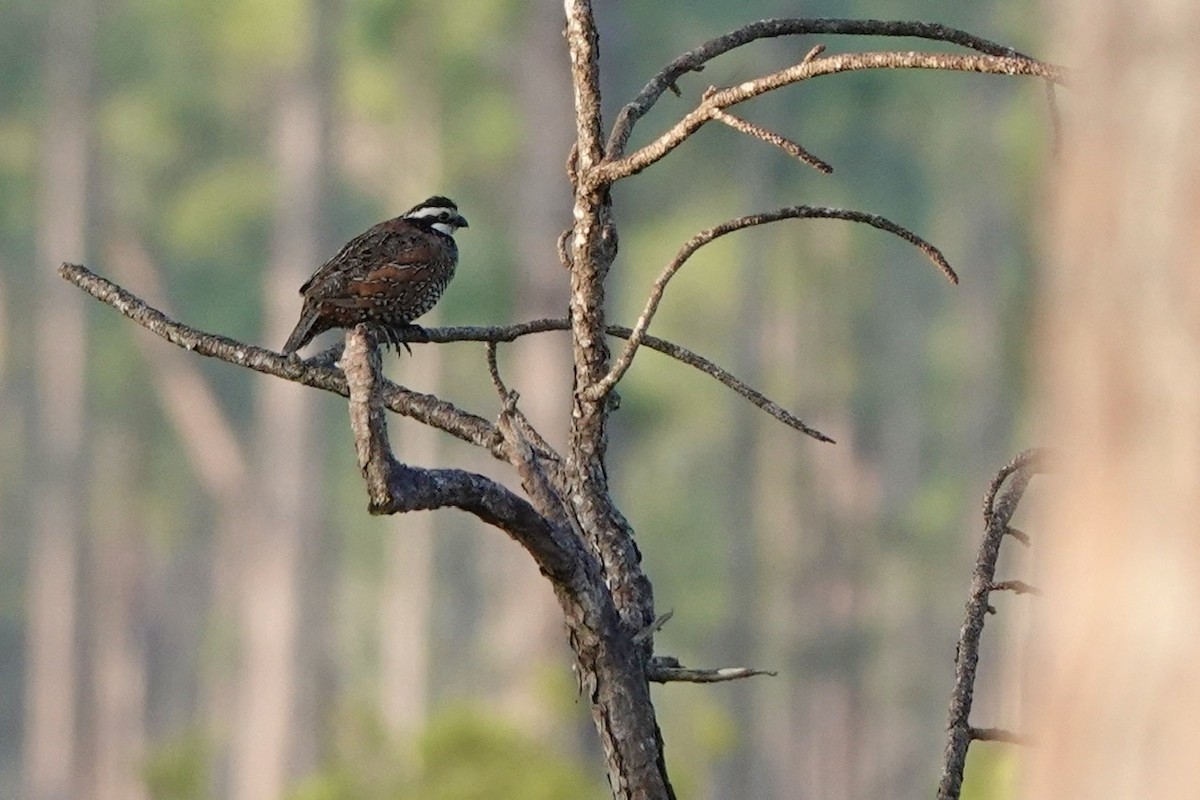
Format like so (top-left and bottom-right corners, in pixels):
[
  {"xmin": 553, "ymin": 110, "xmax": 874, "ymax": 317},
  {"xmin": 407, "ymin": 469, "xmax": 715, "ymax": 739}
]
[{"xmin": 281, "ymin": 196, "xmax": 468, "ymax": 355}]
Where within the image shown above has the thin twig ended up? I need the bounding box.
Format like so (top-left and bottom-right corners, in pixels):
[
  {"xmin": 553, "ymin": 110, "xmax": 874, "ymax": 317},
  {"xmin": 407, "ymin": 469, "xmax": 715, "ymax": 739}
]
[
  {"xmin": 586, "ymin": 205, "xmax": 956, "ymax": 405},
  {"xmin": 989, "ymin": 579, "xmax": 1040, "ymax": 596},
  {"xmin": 1006, "ymin": 526, "xmax": 1031, "ymax": 546},
  {"xmin": 970, "ymin": 727, "xmax": 1029, "ymax": 746},
  {"xmin": 595, "ymin": 50, "xmax": 1066, "ymax": 186},
  {"xmin": 485, "ymin": 341, "xmax": 507, "ymax": 400},
  {"xmin": 611, "ymin": 326, "xmax": 834, "ymax": 442},
  {"xmin": 646, "ymin": 657, "xmax": 777, "ymax": 684},
  {"xmin": 938, "ymin": 449, "xmax": 1048, "ymax": 800},
  {"xmin": 395, "ymin": 318, "xmax": 835, "ymax": 441},
  {"xmin": 607, "ymin": 18, "xmax": 1053, "ymax": 159},
  {"xmin": 984, "ymin": 447, "xmax": 1049, "ymax": 523},
  {"xmin": 632, "ymin": 610, "xmax": 675, "ymax": 646},
  {"xmin": 709, "ymin": 108, "xmax": 833, "ymax": 173}
]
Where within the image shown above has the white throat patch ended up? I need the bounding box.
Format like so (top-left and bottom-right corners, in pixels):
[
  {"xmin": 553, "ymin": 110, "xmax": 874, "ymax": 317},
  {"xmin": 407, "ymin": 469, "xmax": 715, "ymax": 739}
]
[{"xmin": 431, "ymin": 221, "xmax": 455, "ymax": 236}]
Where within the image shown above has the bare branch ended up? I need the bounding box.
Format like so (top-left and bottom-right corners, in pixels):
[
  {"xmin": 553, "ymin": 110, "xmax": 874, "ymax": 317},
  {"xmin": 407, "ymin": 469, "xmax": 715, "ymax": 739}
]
[
  {"xmin": 984, "ymin": 447, "xmax": 1050, "ymax": 523},
  {"xmin": 709, "ymin": 108, "xmax": 833, "ymax": 174},
  {"xmin": 970, "ymin": 727, "xmax": 1029, "ymax": 746},
  {"xmin": 594, "ymin": 50, "xmax": 1066, "ymax": 186},
  {"xmin": 632, "ymin": 610, "xmax": 675, "ymax": 646},
  {"xmin": 615, "ymin": 326, "xmax": 835, "ymax": 443},
  {"xmin": 485, "ymin": 341, "xmax": 507, "ymax": 400},
  {"xmin": 1006, "ymin": 526, "xmax": 1031, "ymax": 546},
  {"xmin": 420, "ymin": 317, "xmax": 833, "ymax": 442},
  {"xmin": 989, "ymin": 579, "xmax": 1040, "ymax": 596},
  {"xmin": 647, "ymin": 657, "xmax": 777, "ymax": 684},
  {"xmin": 340, "ymin": 325, "xmax": 582, "ymax": 582},
  {"xmin": 607, "ymin": 18, "xmax": 1053, "ymax": 159},
  {"xmin": 586, "ymin": 205, "xmax": 956, "ymax": 405},
  {"xmin": 938, "ymin": 449, "xmax": 1048, "ymax": 800},
  {"xmin": 60, "ymin": 264, "xmax": 828, "ymax": 451},
  {"xmin": 58, "ymin": 263, "xmax": 503, "ymax": 455}
]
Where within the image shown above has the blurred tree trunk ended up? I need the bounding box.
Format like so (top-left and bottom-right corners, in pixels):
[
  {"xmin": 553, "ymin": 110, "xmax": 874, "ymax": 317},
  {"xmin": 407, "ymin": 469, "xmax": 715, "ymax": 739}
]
[
  {"xmin": 87, "ymin": 430, "xmax": 148, "ymax": 800},
  {"xmin": 714, "ymin": 146, "xmax": 771, "ymax": 800},
  {"xmin": 1026, "ymin": 2, "xmax": 1200, "ymax": 798},
  {"xmin": 230, "ymin": 3, "xmax": 332, "ymax": 797},
  {"xmin": 25, "ymin": 0, "xmax": 96, "ymax": 797},
  {"xmin": 105, "ymin": 237, "xmax": 257, "ymax": 793},
  {"xmin": 477, "ymin": 0, "xmax": 575, "ymax": 727}
]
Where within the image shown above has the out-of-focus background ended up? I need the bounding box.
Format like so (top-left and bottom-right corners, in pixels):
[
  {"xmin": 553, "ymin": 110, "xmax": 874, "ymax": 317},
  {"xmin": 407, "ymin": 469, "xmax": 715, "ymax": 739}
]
[{"xmin": 1, "ymin": 1, "xmax": 1047, "ymax": 798}]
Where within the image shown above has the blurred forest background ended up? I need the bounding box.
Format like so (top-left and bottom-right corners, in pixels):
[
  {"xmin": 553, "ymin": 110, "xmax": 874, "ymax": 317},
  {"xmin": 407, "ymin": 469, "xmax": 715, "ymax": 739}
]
[{"xmin": 0, "ymin": 1, "xmax": 1049, "ymax": 798}]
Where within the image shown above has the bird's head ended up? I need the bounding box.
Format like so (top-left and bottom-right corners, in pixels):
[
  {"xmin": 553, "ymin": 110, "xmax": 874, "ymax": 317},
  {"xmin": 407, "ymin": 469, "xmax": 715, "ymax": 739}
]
[{"xmin": 403, "ymin": 196, "xmax": 469, "ymax": 237}]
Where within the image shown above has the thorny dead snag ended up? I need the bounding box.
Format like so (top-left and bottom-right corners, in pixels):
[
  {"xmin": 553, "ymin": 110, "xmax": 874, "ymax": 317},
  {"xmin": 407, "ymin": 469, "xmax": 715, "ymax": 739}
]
[{"xmin": 61, "ymin": 6, "xmax": 1064, "ymax": 797}]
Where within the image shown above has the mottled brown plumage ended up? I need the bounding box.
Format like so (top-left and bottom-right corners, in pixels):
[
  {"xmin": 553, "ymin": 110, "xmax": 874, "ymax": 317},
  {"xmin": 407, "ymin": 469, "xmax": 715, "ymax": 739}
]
[{"xmin": 281, "ymin": 196, "xmax": 468, "ymax": 355}]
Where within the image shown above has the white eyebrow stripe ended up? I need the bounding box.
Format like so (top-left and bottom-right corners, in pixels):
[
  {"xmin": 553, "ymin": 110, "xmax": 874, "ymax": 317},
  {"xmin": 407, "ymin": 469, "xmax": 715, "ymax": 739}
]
[{"xmin": 406, "ymin": 206, "xmax": 455, "ymax": 219}]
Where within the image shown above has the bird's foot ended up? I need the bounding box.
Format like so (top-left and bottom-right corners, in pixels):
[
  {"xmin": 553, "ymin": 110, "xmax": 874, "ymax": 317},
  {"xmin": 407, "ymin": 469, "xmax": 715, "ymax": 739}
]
[{"xmin": 378, "ymin": 323, "xmax": 428, "ymax": 356}]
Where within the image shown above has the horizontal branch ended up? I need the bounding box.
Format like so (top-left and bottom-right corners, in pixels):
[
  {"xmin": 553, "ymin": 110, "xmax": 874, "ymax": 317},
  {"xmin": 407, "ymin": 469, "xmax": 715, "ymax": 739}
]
[
  {"xmin": 646, "ymin": 656, "xmax": 776, "ymax": 684},
  {"xmin": 61, "ymin": 263, "xmax": 829, "ymax": 445},
  {"xmin": 970, "ymin": 727, "xmax": 1029, "ymax": 746},
  {"xmin": 58, "ymin": 263, "xmax": 502, "ymax": 455},
  {"xmin": 607, "ymin": 18, "xmax": 1054, "ymax": 159},
  {"xmin": 586, "ymin": 205, "xmax": 956, "ymax": 407},
  {"xmin": 988, "ymin": 579, "xmax": 1040, "ymax": 596},
  {"xmin": 595, "ymin": 50, "xmax": 1066, "ymax": 186}
]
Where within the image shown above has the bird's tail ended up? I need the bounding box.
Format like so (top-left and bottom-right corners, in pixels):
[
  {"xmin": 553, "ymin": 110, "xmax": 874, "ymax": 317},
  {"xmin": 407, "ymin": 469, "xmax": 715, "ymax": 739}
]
[{"xmin": 281, "ymin": 307, "xmax": 320, "ymax": 354}]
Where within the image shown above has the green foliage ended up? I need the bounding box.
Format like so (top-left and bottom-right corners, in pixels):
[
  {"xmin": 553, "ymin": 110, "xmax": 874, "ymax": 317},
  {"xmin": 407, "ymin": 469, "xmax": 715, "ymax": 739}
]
[
  {"xmin": 959, "ymin": 744, "xmax": 1018, "ymax": 800},
  {"xmin": 286, "ymin": 705, "xmax": 606, "ymax": 800},
  {"xmin": 143, "ymin": 732, "xmax": 212, "ymax": 800}
]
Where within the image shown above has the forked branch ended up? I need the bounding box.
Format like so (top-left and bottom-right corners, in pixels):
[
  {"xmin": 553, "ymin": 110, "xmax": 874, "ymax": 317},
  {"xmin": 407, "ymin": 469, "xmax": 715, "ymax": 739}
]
[
  {"xmin": 339, "ymin": 324, "xmax": 583, "ymax": 582},
  {"xmin": 586, "ymin": 206, "xmax": 956, "ymax": 405},
  {"xmin": 607, "ymin": 18, "xmax": 1057, "ymax": 160},
  {"xmin": 592, "ymin": 50, "xmax": 1066, "ymax": 186}
]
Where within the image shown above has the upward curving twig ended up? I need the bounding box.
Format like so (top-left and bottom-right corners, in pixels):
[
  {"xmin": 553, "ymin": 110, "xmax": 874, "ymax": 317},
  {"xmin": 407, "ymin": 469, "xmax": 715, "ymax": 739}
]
[
  {"xmin": 585, "ymin": 206, "xmax": 957, "ymax": 404},
  {"xmin": 607, "ymin": 18, "xmax": 1054, "ymax": 160},
  {"xmin": 593, "ymin": 50, "xmax": 1066, "ymax": 187}
]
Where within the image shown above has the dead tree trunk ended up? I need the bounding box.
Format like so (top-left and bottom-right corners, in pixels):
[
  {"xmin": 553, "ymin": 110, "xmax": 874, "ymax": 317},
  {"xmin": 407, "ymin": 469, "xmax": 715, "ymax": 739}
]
[{"xmin": 59, "ymin": 7, "xmax": 1063, "ymax": 796}]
